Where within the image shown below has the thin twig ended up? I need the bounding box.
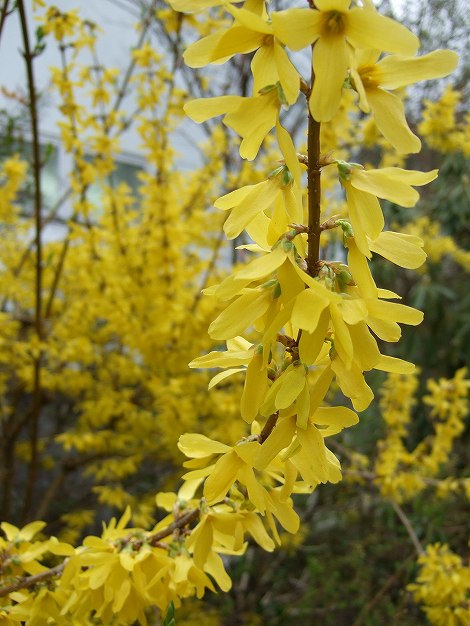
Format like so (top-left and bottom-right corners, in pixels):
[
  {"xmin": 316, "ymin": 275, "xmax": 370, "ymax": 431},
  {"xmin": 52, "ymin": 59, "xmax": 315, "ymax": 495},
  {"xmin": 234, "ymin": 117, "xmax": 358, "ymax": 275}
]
[
  {"xmin": 18, "ymin": 0, "xmax": 43, "ymax": 523},
  {"xmin": 0, "ymin": 0, "xmax": 11, "ymax": 43},
  {"xmin": 0, "ymin": 562, "xmax": 65, "ymax": 598},
  {"xmin": 390, "ymin": 500, "xmax": 424, "ymax": 556},
  {"xmin": 351, "ymin": 553, "xmax": 415, "ymax": 626}
]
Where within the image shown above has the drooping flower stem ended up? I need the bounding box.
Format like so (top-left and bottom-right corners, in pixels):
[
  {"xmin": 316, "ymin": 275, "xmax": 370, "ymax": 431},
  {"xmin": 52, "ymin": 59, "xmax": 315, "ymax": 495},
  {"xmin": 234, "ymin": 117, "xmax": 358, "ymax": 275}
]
[{"xmin": 307, "ymin": 108, "xmax": 322, "ymax": 276}]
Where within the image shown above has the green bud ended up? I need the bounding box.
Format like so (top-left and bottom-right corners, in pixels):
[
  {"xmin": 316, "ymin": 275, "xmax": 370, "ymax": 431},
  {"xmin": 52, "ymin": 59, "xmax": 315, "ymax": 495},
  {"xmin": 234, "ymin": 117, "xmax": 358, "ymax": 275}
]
[
  {"xmin": 258, "ymin": 84, "xmax": 277, "ymax": 95},
  {"xmin": 336, "ymin": 159, "xmax": 363, "ymax": 181},
  {"xmin": 281, "ymin": 168, "xmax": 294, "ymax": 187},
  {"xmin": 261, "ymin": 278, "xmax": 278, "ymax": 289},
  {"xmin": 335, "ymin": 219, "xmax": 354, "ymax": 238},
  {"xmin": 268, "ymin": 164, "xmax": 285, "ymax": 179},
  {"xmin": 336, "ymin": 270, "xmax": 355, "ymax": 291},
  {"xmin": 275, "ymin": 81, "xmax": 288, "ymax": 106},
  {"xmin": 282, "ymin": 239, "xmax": 294, "ymax": 253}
]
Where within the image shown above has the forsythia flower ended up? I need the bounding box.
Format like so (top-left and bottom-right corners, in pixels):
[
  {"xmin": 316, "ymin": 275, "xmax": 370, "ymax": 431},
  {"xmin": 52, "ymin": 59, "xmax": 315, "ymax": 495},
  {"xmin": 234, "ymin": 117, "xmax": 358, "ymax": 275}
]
[
  {"xmin": 185, "ymin": 87, "xmax": 284, "ymax": 160},
  {"xmin": 337, "ymin": 160, "xmax": 438, "ymax": 257},
  {"xmin": 183, "ymin": 5, "xmax": 300, "ymax": 106},
  {"xmin": 272, "ymin": 0, "xmax": 419, "ymax": 121},
  {"xmin": 408, "ymin": 544, "xmax": 470, "ymax": 626},
  {"xmin": 350, "ymin": 49, "xmax": 458, "ymax": 153}
]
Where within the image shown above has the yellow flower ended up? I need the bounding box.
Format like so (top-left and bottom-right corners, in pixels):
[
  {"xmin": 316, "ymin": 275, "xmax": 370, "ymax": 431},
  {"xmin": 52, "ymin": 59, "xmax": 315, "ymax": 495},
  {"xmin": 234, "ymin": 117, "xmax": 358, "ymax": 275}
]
[
  {"xmin": 272, "ymin": 0, "xmax": 418, "ymax": 121},
  {"xmin": 214, "ymin": 166, "xmax": 301, "ymax": 239},
  {"xmin": 350, "ymin": 49, "xmax": 459, "ymax": 153},
  {"xmin": 184, "ymin": 5, "xmax": 299, "ymax": 106},
  {"xmin": 338, "ymin": 161, "xmax": 438, "ymax": 256},
  {"xmin": 184, "ymin": 88, "xmax": 281, "ymax": 160}
]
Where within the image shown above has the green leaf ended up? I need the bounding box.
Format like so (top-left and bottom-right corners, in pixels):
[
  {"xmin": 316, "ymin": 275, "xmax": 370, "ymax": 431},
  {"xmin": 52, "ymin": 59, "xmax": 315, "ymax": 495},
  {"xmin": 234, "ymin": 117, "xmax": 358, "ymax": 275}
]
[{"xmin": 163, "ymin": 601, "xmax": 176, "ymax": 626}]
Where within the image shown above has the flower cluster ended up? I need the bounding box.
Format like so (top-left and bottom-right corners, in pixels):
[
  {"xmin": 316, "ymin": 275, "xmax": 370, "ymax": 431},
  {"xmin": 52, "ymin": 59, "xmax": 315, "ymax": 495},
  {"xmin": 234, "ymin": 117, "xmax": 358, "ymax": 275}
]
[
  {"xmin": 375, "ymin": 368, "xmax": 470, "ymax": 503},
  {"xmin": 172, "ymin": 0, "xmax": 457, "ymax": 528},
  {"xmin": 0, "ymin": 0, "xmax": 464, "ymax": 624},
  {"xmin": 408, "ymin": 543, "xmax": 470, "ymax": 626}
]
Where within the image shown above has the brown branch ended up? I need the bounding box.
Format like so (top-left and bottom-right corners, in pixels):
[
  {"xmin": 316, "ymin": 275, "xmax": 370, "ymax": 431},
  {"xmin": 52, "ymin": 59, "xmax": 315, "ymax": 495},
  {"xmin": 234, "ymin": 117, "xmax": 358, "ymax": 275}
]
[
  {"xmin": 259, "ymin": 413, "xmax": 279, "ymax": 444},
  {"xmin": 18, "ymin": 0, "xmax": 43, "ymax": 524},
  {"xmin": 390, "ymin": 500, "xmax": 424, "ymax": 557},
  {"xmin": 351, "ymin": 553, "xmax": 415, "ymax": 626},
  {"xmin": 0, "ymin": 0, "xmax": 11, "ymax": 43},
  {"xmin": 111, "ymin": 0, "xmax": 159, "ymax": 115},
  {"xmin": 306, "ymin": 100, "xmax": 321, "ymax": 276},
  {"xmin": 0, "ymin": 562, "xmax": 65, "ymax": 598}
]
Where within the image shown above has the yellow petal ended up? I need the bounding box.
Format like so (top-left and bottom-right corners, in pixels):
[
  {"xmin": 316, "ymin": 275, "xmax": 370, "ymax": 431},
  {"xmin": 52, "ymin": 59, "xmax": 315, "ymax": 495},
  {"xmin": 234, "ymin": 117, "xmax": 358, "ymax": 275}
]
[
  {"xmin": 349, "ymin": 320, "xmax": 380, "ymax": 370},
  {"xmin": 344, "ymin": 181, "xmax": 383, "ymax": 256},
  {"xmin": 214, "ymin": 183, "xmax": 260, "ymax": 210},
  {"xmin": 240, "ymin": 352, "xmax": 268, "ymax": 423},
  {"xmin": 204, "ymin": 552, "xmax": 232, "ymax": 592},
  {"xmin": 298, "ymin": 307, "xmax": 330, "ymax": 365},
  {"xmin": 279, "ymin": 459, "xmax": 298, "ymax": 501},
  {"xmin": 275, "ymin": 366, "xmax": 306, "ymax": 410},
  {"xmin": 225, "ymin": 92, "xmax": 279, "ymax": 160},
  {"xmin": 347, "ymin": 238, "xmax": 378, "ymax": 299},
  {"xmin": 289, "ymin": 257, "xmax": 340, "ymax": 302},
  {"xmin": 316, "ymin": 0, "xmax": 350, "ymax": 9},
  {"xmin": 209, "ymin": 368, "xmax": 244, "ymax": 390},
  {"xmin": 369, "ymin": 230, "xmax": 426, "ymax": 269},
  {"xmin": 246, "ymin": 211, "xmax": 271, "ymax": 250},
  {"xmin": 273, "ymin": 40, "xmax": 300, "ymax": 106},
  {"xmin": 351, "ymin": 167, "xmax": 438, "ymax": 207},
  {"xmin": 330, "ymin": 302, "xmax": 353, "ymax": 369},
  {"xmin": 296, "ymin": 380, "xmax": 311, "ymax": 430},
  {"xmin": 310, "ymin": 35, "xmax": 348, "ymax": 122},
  {"xmin": 375, "ymin": 50, "xmax": 459, "ymax": 90},
  {"xmin": 276, "ymin": 120, "xmax": 302, "ymax": 186},
  {"xmin": 313, "ymin": 406, "xmax": 359, "ymax": 428},
  {"xmin": 236, "ymin": 246, "xmax": 286, "ymax": 281},
  {"xmin": 277, "ymin": 259, "xmax": 305, "ymax": 303},
  {"xmin": 291, "ymin": 287, "xmax": 330, "ymax": 332},
  {"xmin": 251, "ymin": 40, "xmax": 277, "ymax": 96},
  {"xmin": 255, "ymin": 416, "xmax": 296, "ymax": 469},
  {"xmin": 347, "ymin": 8, "xmax": 419, "ymax": 55},
  {"xmin": 239, "ymin": 465, "xmax": 267, "ymax": 512},
  {"xmin": 261, "ymin": 298, "xmax": 295, "ymax": 357},
  {"xmin": 184, "ymin": 95, "xmax": 240, "ymax": 123},
  {"xmin": 204, "ymin": 452, "xmax": 243, "ymax": 504},
  {"xmin": 296, "ymin": 425, "xmax": 329, "ymax": 483},
  {"xmin": 208, "ymin": 289, "xmax": 272, "ymax": 339},
  {"xmin": 271, "ymin": 8, "xmax": 322, "ymax": 51},
  {"xmin": 309, "ymin": 365, "xmax": 334, "ymax": 413},
  {"xmin": 242, "ymin": 513, "xmax": 275, "ymax": 551},
  {"xmin": 331, "ymin": 356, "xmax": 374, "ymax": 412},
  {"xmin": 339, "ymin": 297, "xmax": 368, "ymax": 325},
  {"xmin": 350, "ymin": 67, "xmax": 370, "ymax": 113},
  {"xmin": 189, "ymin": 350, "xmax": 251, "ymax": 369},
  {"xmin": 267, "ymin": 491, "xmax": 300, "ymax": 533},
  {"xmin": 365, "ymin": 298, "xmax": 424, "ymax": 326},
  {"xmin": 179, "ymin": 434, "xmax": 231, "ymax": 458},
  {"xmin": 190, "ymin": 518, "xmax": 213, "ymax": 569},
  {"xmin": 375, "ymin": 354, "xmax": 415, "ymax": 374},
  {"xmin": 366, "ymin": 317, "xmax": 401, "ymax": 342},
  {"xmin": 223, "ymin": 179, "xmax": 280, "ymax": 239},
  {"xmin": 367, "ymin": 87, "xmax": 421, "ymax": 154},
  {"xmin": 224, "ymin": 4, "xmax": 272, "ymax": 34},
  {"xmin": 184, "ymin": 27, "xmax": 263, "ymax": 67}
]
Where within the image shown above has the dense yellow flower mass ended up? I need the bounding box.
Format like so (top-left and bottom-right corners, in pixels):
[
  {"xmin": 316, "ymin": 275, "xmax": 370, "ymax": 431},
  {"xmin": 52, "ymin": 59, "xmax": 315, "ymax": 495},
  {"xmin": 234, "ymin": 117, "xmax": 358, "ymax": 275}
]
[{"xmin": 0, "ymin": 0, "xmax": 465, "ymax": 625}]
